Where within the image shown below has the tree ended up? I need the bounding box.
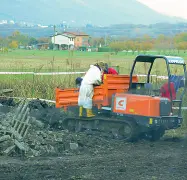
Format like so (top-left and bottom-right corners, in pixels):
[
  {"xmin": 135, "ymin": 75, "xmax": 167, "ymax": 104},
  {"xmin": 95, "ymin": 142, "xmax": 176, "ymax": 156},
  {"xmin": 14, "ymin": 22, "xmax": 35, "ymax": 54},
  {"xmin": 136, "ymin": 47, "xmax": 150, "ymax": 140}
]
[
  {"xmin": 105, "ymin": 36, "xmax": 113, "ymax": 46},
  {"xmin": 156, "ymin": 34, "xmax": 166, "ymax": 43},
  {"xmin": 109, "ymin": 41, "xmax": 124, "ymax": 54},
  {"xmin": 28, "ymin": 37, "xmax": 38, "ymax": 45},
  {"xmin": 141, "ymin": 42, "xmax": 153, "ymax": 54},
  {"xmin": 89, "ymin": 38, "xmax": 99, "ymax": 47},
  {"xmin": 89, "ymin": 37, "xmax": 106, "ymax": 47},
  {"xmin": 8, "ymin": 31, "xmax": 30, "ymax": 46},
  {"xmin": 98, "ymin": 37, "xmax": 105, "ymax": 47},
  {"xmin": 174, "ymin": 32, "xmax": 187, "ymax": 43},
  {"xmin": 176, "ymin": 42, "xmax": 187, "ymax": 53},
  {"xmin": 49, "ymin": 42, "xmax": 53, "ymax": 50},
  {"xmin": 142, "ymin": 34, "xmax": 152, "ymax": 42},
  {"xmin": 0, "ymin": 37, "xmax": 9, "ymax": 48},
  {"xmin": 9, "ymin": 41, "xmax": 18, "ymax": 49},
  {"xmin": 12, "ymin": 31, "xmax": 20, "ymax": 37},
  {"xmin": 174, "ymin": 32, "xmax": 187, "ymax": 54},
  {"xmin": 135, "ymin": 41, "xmax": 141, "ymax": 54},
  {"xmin": 123, "ymin": 41, "xmax": 131, "ymax": 54},
  {"xmin": 128, "ymin": 40, "xmax": 137, "ymax": 54},
  {"xmin": 123, "ymin": 40, "xmax": 138, "ymax": 54},
  {"xmin": 154, "ymin": 34, "xmax": 169, "ymax": 54},
  {"xmin": 167, "ymin": 37, "xmax": 175, "ymax": 54},
  {"xmin": 37, "ymin": 37, "xmax": 50, "ymax": 43}
]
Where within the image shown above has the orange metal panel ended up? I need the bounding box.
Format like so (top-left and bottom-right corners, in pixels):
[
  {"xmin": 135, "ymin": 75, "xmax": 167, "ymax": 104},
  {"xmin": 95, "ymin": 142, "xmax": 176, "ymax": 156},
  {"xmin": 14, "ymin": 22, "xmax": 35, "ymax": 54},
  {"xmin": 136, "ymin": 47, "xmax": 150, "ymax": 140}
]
[
  {"xmin": 112, "ymin": 93, "xmax": 160, "ymax": 117},
  {"xmin": 55, "ymin": 74, "xmax": 138, "ymax": 109},
  {"xmin": 55, "ymin": 88, "xmax": 79, "ymax": 108}
]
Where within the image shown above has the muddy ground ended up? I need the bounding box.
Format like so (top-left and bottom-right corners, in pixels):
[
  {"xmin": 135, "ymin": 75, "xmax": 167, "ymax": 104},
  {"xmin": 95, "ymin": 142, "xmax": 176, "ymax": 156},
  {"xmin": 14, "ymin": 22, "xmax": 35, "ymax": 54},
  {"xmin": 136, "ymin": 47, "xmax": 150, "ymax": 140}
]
[
  {"xmin": 0, "ymin": 137, "xmax": 187, "ymax": 180},
  {"xmin": 0, "ymin": 99, "xmax": 187, "ymax": 180}
]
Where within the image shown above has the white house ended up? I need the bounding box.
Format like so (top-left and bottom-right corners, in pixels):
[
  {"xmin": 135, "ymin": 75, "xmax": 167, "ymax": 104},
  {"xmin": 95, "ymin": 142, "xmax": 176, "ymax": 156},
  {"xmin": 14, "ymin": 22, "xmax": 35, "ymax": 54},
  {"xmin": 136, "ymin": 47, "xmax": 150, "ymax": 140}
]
[{"xmin": 50, "ymin": 33, "xmax": 75, "ymax": 50}]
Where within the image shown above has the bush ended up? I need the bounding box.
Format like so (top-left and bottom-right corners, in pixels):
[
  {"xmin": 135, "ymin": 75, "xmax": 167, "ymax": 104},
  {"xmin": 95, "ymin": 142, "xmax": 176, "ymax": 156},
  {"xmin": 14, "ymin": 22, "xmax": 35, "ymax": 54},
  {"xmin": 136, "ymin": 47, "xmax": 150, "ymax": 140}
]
[{"xmin": 98, "ymin": 47, "xmax": 113, "ymax": 52}]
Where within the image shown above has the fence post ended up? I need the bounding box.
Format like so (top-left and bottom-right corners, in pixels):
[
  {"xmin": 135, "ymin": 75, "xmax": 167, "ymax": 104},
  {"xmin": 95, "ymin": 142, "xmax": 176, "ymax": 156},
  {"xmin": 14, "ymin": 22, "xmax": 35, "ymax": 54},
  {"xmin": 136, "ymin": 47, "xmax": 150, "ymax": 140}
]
[{"xmin": 32, "ymin": 69, "xmax": 35, "ymax": 98}]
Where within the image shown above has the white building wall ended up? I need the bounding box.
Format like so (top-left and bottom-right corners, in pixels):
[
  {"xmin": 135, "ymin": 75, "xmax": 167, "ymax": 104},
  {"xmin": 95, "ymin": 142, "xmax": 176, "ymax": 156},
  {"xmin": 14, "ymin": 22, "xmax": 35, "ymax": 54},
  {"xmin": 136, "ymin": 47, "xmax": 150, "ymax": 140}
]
[{"xmin": 51, "ymin": 35, "xmax": 74, "ymax": 46}]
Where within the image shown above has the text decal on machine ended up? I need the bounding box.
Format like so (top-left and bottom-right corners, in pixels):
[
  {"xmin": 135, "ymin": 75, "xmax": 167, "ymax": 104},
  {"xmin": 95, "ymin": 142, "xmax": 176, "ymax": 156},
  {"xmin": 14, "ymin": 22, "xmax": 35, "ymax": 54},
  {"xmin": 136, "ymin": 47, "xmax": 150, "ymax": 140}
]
[{"xmin": 116, "ymin": 97, "xmax": 127, "ymax": 110}]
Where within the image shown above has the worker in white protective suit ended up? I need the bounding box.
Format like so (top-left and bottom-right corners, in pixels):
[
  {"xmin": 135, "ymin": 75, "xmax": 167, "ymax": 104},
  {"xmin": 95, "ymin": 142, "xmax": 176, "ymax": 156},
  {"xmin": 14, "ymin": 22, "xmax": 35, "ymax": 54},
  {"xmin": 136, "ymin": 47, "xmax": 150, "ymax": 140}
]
[{"xmin": 78, "ymin": 62, "xmax": 105, "ymax": 118}]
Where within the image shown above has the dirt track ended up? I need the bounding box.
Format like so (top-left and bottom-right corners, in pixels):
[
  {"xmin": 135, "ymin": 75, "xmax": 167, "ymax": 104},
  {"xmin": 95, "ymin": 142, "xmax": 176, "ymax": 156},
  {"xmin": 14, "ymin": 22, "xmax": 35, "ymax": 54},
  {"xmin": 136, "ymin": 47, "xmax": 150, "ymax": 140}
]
[{"xmin": 0, "ymin": 135, "xmax": 187, "ymax": 180}]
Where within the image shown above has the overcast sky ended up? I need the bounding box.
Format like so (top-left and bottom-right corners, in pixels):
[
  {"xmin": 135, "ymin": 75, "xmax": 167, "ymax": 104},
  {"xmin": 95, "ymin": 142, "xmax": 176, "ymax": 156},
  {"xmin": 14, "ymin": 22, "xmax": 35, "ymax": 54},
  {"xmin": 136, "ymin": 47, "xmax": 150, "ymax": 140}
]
[{"xmin": 137, "ymin": 0, "xmax": 187, "ymax": 19}]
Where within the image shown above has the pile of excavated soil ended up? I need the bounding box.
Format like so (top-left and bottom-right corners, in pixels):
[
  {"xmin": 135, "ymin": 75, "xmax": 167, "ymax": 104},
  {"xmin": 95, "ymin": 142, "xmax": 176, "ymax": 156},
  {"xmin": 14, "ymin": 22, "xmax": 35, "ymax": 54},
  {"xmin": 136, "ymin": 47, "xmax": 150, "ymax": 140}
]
[{"xmin": 0, "ymin": 98, "xmax": 187, "ymax": 180}]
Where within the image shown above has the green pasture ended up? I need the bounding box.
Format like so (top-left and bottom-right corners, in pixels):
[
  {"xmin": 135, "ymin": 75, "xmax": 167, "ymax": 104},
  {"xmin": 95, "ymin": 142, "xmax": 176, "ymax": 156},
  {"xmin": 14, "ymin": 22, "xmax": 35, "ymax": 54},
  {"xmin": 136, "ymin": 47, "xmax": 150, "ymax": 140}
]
[
  {"xmin": 0, "ymin": 49, "xmax": 187, "ymax": 72},
  {"xmin": 0, "ymin": 49, "xmax": 187, "ymax": 126},
  {"xmin": 0, "ymin": 73, "xmax": 82, "ymax": 99},
  {"xmin": 0, "ymin": 49, "xmax": 129, "ymax": 71},
  {"xmin": 0, "ymin": 49, "xmax": 187, "ymax": 97}
]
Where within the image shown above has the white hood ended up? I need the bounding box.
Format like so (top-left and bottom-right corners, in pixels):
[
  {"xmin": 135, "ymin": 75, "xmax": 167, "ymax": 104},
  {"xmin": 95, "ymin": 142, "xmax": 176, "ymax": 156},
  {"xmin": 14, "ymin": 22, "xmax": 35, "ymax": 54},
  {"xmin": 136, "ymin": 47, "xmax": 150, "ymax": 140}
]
[{"xmin": 82, "ymin": 65, "xmax": 102, "ymax": 85}]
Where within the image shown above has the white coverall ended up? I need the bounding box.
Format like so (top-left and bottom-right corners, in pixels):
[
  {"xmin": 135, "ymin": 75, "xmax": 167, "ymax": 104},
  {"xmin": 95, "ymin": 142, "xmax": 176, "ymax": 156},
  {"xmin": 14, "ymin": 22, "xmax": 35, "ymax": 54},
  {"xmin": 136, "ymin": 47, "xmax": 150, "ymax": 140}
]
[{"xmin": 78, "ymin": 65, "xmax": 102, "ymax": 109}]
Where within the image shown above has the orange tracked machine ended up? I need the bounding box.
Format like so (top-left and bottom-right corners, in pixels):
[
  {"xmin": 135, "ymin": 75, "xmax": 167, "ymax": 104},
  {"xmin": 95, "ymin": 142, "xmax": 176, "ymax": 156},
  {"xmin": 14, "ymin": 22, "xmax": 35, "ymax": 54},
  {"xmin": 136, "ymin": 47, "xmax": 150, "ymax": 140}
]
[{"xmin": 55, "ymin": 55, "xmax": 187, "ymax": 141}]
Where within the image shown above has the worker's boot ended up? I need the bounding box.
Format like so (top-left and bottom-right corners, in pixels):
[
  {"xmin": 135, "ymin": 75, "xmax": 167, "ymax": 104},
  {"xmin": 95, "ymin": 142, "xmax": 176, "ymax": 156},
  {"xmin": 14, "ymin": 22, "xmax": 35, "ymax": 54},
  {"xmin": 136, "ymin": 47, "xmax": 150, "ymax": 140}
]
[
  {"xmin": 86, "ymin": 108, "xmax": 95, "ymax": 118},
  {"xmin": 79, "ymin": 106, "xmax": 83, "ymax": 117}
]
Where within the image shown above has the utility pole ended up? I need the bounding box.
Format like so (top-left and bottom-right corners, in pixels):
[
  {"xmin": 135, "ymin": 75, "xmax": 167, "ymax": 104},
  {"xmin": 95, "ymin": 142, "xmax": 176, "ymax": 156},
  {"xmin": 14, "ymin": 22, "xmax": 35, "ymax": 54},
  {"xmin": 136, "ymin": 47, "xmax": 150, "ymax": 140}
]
[
  {"xmin": 105, "ymin": 33, "xmax": 106, "ymax": 46},
  {"xmin": 53, "ymin": 25, "xmax": 56, "ymax": 50}
]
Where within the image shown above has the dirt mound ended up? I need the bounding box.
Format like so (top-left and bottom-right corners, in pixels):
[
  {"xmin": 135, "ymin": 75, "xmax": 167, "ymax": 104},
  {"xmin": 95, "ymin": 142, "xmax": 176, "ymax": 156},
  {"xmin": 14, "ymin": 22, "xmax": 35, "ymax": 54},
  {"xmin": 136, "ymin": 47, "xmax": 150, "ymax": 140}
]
[
  {"xmin": 0, "ymin": 97, "xmax": 16, "ymax": 106},
  {"xmin": 0, "ymin": 98, "xmax": 109, "ymax": 157},
  {"xmin": 28, "ymin": 99, "xmax": 69, "ymax": 129},
  {"xmin": 28, "ymin": 99, "xmax": 50, "ymax": 109},
  {"xmin": 0, "ymin": 98, "xmax": 77, "ymax": 129}
]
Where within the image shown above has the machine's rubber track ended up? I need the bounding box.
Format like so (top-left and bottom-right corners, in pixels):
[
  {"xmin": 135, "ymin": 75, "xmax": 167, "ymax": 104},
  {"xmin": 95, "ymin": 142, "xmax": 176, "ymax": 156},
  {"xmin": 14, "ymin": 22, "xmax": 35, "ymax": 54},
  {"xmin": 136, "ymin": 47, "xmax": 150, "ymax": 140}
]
[{"xmin": 62, "ymin": 116, "xmax": 139, "ymax": 142}]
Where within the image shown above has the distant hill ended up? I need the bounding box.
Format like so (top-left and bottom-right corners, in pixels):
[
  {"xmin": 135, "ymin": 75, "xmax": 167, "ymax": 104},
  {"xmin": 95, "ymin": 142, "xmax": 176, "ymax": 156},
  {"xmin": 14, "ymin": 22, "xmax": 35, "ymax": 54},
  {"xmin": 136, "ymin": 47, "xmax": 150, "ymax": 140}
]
[
  {"xmin": 0, "ymin": 0, "xmax": 186, "ymax": 26},
  {"xmin": 1, "ymin": 23, "xmax": 187, "ymax": 39}
]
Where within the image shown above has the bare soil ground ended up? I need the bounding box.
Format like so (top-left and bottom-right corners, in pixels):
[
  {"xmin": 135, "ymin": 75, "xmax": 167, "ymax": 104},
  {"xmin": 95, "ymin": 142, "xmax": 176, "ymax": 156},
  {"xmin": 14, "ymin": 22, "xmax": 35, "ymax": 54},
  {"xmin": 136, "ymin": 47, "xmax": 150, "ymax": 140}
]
[
  {"xmin": 0, "ymin": 99, "xmax": 187, "ymax": 180},
  {"xmin": 0, "ymin": 136, "xmax": 187, "ymax": 180}
]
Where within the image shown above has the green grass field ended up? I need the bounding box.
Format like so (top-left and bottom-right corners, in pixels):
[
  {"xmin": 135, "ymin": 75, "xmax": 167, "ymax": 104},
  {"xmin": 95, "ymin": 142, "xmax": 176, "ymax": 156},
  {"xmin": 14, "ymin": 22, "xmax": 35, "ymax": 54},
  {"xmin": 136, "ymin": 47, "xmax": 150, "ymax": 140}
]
[
  {"xmin": 0, "ymin": 49, "xmax": 187, "ymax": 126},
  {"xmin": 1, "ymin": 49, "xmax": 187, "ymax": 72},
  {"xmin": 0, "ymin": 49, "xmax": 132, "ymax": 72},
  {"xmin": 0, "ymin": 49, "xmax": 187, "ymax": 97},
  {"xmin": 0, "ymin": 49, "xmax": 135, "ymax": 99}
]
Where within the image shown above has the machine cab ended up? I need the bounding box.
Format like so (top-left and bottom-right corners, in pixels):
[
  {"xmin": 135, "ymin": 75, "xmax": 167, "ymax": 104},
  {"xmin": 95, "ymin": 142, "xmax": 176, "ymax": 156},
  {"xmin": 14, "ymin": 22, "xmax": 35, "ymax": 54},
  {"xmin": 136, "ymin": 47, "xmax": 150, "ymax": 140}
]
[{"xmin": 128, "ymin": 55, "xmax": 187, "ymax": 117}]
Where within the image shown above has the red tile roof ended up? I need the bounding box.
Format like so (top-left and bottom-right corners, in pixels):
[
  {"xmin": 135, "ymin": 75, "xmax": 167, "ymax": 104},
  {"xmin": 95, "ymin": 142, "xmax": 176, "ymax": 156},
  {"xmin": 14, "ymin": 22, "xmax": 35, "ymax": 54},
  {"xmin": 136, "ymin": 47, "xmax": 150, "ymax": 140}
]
[{"xmin": 64, "ymin": 31, "xmax": 89, "ymax": 36}]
